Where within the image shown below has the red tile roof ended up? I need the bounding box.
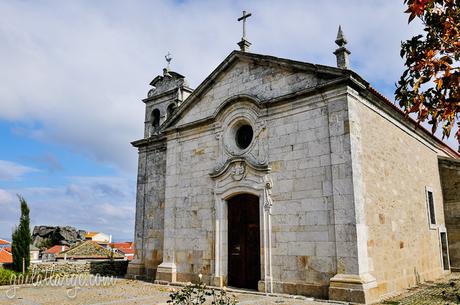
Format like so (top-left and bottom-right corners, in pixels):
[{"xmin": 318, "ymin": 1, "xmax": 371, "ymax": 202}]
[
  {"xmin": 0, "ymin": 239, "xmax": 11, "ymax": 245},
  {"xmin": 118, "ymin": 247, "xmax": 134, "ymax": 255},
  {"xmin": 45, "ymin": 245, "xmax": 69, "ymax": 254},
  {"xmin": 0, "ymin": 249, "xmax": 12, "ymax": 263},
  {"xmin": 4, "ymin": 247, "xmax": 11, "ymax": 253},
  {"xmin": 109, "ymin": 242, "xmax": 133, "ymax": 249}
]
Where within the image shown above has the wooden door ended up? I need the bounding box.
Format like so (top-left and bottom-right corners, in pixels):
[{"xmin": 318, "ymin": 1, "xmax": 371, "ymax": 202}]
[{"xmin": 227, "ymin": 194, "xmax": 260, "ymax": 289}]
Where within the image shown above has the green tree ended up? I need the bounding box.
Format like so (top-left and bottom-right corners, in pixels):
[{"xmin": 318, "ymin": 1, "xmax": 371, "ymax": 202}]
[
  {"xmin": 395, "ymin": 0, "xmax": 459, "ymax": 147},
  {"xmin": 12, "ymin": 195, "xmax": 31, "ymax": 273}
]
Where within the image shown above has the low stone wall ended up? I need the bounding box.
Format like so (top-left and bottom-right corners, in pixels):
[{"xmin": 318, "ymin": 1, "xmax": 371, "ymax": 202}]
[{"xmin": 31, "ymin": 260, "xmax": 128, "ymax": 277}]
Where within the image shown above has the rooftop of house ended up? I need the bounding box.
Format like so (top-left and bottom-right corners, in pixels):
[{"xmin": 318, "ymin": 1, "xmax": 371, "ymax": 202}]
[
  {"xmin": 109, "ymin": 242, "xmax": 133, "ymax": 249},
  {"xmin": 57, "ymin": 241, "xmax": 123, "ymax": 260},
  {"xmin": 44, "ymin": 245, "xmax": 69, "ymax": 254},
  {"xmin": 0, "ymin": 249, "xmax": 12, "ymax": 264},
  {"xmin": 0, "ymin": 239, "xmax": 11, "ymax": 245},
  {"xmin": 118, "ymin": 247, "xmax": 134, "ymax": 255}
]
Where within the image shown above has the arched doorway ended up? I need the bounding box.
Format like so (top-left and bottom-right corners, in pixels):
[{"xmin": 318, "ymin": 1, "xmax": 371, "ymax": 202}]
[{"xmin": 227, "ymin": 193, "xmax": 260, "ymax": 289}]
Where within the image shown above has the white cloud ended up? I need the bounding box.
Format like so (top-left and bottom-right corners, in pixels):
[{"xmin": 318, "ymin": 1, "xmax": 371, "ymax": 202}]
[
  {"xmin": 0, "ymin": 189, "xmax": 15, "ymax": 205},
  {"xmin": 22, "ymin": 153, "xmax": 64, "ymax": 173},
  {"xmin": 0, "ymin": 1, "xmax": 457, "ymax": 239},
  {"xmin": 0, "ymin": 188, "xmax": 19, "ymax": 239},
  {"xmin": 0, "ymin": 160, "xmax": 38, "ymax": 181},
  {"xmin": 0, "ymin": 0, "xmax": 450, "ymax": 175},
  {"xmin": 0, "ymin": 176, "xmax": 135, "ymax": 241}
]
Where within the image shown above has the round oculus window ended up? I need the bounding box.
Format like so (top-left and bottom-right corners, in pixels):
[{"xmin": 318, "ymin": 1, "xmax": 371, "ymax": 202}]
[{"xmin": 235, "ymin": 124, "xmax": 253, "ymax": 149}]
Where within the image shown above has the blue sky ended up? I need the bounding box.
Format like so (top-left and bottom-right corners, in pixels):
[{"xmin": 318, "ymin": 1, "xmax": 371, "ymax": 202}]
[{"xmin": 0, "ymin": 0, "xmax": 457, "ymax": 242}]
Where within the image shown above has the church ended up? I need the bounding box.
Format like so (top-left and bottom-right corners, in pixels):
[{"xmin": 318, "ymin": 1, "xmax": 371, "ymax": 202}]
[{"xmin": 126, "ymin": 15, "xmax": 460, "ymax": 304}]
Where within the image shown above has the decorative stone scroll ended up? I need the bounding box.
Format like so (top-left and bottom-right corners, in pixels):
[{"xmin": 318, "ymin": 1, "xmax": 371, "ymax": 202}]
[
  {"xmin": 263, "ymin": 175, "xmax": 273, "ymax": 211},
  {"xmin": 213, "ymin": 101, "xmax": 268, "ymax": 172}
]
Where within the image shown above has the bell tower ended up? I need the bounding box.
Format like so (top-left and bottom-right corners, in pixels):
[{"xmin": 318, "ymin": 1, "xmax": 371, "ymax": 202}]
[{"xmin": 142, "ymin": 54, "xmax": 193, "ymax": 137}]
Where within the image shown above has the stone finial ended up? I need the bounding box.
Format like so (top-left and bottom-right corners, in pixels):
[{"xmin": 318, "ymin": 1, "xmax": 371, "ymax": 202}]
[
  {"xmin": 335, "ymin": 25, "xmax": 347, "ymax": 46},
  {"xmin": 163, "ymin": 68, "xmax": 172, "ymax": 77},
  {"xmin": 237, "ymin": 39, "xmax": 252, "ymax": 52},
  {"xmin": 333, "ymin": 25, "xmax": 351, "ymax": 69}
]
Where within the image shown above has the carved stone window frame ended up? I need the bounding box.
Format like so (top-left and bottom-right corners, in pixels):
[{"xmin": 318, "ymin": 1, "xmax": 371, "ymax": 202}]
[
  {"xmin": 213, "ymin": 97, "xmax": 268, "ymax": 172},
  {"xmin": 224, "ymin": 115, "xmax": 257, "ymax": 156}
]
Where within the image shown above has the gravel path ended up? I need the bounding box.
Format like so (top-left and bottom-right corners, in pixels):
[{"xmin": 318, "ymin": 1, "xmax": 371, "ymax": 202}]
[
  {"xmin": 0, "ymin": 278, "xmax": 332, "ymax": 305},
  {"xmin": 4, "ymin": 274, "xmax": 460, "ymax": 305}
]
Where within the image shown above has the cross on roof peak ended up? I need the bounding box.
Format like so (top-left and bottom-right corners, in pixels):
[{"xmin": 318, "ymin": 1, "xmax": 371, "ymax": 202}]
[{"xmin": 237, "ymin": 10, "xmax": 252, "ymax": 52}]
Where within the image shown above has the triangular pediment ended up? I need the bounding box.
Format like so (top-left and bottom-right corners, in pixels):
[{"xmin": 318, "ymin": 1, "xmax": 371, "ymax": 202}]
[{"xmin": 163, "ymin": 51, "xmax": 351, "ymax": 130}]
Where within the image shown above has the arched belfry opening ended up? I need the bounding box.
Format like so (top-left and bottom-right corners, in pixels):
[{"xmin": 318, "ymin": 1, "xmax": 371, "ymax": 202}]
[
  {"xmin": 152, "ymin": 109, "xmax": 160, "ymax": 129},
  {"xmin": 227, "ymin": 193, "xmax": 261, "ymax": 289},
  {"xmin": 167, "ymin": 103, "xmax": 176, "ymax": 118}
]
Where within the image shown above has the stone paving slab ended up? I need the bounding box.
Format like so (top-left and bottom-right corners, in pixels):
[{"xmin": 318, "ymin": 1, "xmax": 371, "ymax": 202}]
[{"xmin": 0, "ymin": 279, "xmax": 333, "ymax": 305}]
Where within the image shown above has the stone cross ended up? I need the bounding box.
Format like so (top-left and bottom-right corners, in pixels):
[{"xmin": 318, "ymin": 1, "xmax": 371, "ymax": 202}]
[
  {"xmin": 237, "ymin": 11, "xmax": 252, "ymax": 52},
  {"xmin": 238, "ymin": 10, "xmax": 252, "ymax": 40}
]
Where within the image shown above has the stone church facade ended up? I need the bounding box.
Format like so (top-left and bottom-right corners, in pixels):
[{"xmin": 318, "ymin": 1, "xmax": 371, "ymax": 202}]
[{"xmin": 126, "ymin": 32, "xmax": 460, "ymax": 303}]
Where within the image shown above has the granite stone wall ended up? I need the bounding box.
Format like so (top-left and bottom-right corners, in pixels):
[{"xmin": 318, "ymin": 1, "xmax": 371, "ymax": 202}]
[
  {"xmin": 352, "ymin": 93, "xmax": 448, "ymax": 302},
  {"xmin": 130, "ymin": 142, "xmax": 167, "ymax": 280},
  {"xmin": 157, "ymin": 68, "xmax": 358, "ymax": 298},
  {"xmin": 31, "ymin": 260, "xmax": 128, "ymax": 277}
]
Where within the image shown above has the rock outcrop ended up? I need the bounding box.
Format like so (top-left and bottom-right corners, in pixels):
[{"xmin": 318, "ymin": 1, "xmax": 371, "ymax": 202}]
[{"xmin": 32, "ymin": 226, "xmax": 85, "ymax": 247}]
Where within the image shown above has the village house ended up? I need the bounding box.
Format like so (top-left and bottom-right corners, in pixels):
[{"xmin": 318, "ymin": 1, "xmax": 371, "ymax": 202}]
[
  {"xmin": 0, "ymin": 241, "xmax": 40, "ymax": 266},
  {"xmin": 41, "ymin": 245, "xmax": 69, "ymax": 262},
  {"xmin": 29, "ymin": 245, "xmax": 40, "ymax": 263},
  {"xmin": 108, "ymin": 242, "xmax": 135, "ymax": 261},
  {"xmin": 84, "ymin": 232, "xmax": 112, "ymax": 244},
  {"xmin": 125, "ymin": 22, "xmax": 460, "ymax": 304}
]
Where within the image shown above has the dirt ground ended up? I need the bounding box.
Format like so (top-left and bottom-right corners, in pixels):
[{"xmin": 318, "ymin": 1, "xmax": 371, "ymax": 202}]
[
  {"xmin": 0, "ymin": 278, "xmax": 330, "ymax": 305},
  {"xmin": 2, "ymin": 273, "xmax": 460, "ymax": 305}
]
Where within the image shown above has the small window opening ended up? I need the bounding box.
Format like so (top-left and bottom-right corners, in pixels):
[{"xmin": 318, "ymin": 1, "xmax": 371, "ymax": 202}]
[
  {"xmin": 427, "ymin": 190, "xmax": 436, "ymax": 226},
  {"xmin": 236, "ymin": 124, "xmax": 253, "ymax": 149},
  {"xmin": 440, "ymin": 232, "xmax": 450, "ymax": 271},
  {"xmin": 152, "ymin": 109, "xmax": 160, "ymax": 128}
]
